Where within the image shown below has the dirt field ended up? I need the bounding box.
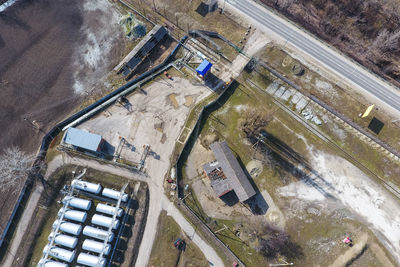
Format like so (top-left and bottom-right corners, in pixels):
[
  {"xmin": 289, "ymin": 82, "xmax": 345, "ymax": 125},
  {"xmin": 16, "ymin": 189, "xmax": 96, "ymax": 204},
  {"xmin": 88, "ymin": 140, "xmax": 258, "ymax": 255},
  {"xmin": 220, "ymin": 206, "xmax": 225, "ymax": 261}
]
[
  {"xmin": 78, "ymin": 76, "xmax": 211, "ymax": 165},
  {"xmin": 0, "ymin": 0, "xmax": 127, "ymax": 241}
]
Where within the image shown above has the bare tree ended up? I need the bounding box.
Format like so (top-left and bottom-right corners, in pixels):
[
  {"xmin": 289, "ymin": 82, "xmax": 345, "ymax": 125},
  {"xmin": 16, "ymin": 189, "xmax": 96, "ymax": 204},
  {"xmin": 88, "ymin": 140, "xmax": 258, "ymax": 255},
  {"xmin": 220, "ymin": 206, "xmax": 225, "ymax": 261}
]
[
  {"xmin": 0, "ymin": 146, "xmax": 35, "ymax": 192},
  {"xmin": 240, "ymin": 108, "xmax": 273, "ymax": 138},
  {"xmin": 372, "ymin": 28, "xmax": 400, "ymax": 53}
]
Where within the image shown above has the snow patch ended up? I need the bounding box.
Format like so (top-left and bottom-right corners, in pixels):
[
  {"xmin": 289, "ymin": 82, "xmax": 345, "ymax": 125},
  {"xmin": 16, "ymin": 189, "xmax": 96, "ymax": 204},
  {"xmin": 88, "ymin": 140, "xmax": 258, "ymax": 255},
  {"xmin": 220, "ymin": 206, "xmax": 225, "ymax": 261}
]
[
  {"xmin": 278, "ymin": 151, "xmax": 400, "ymax": 263},
  {"xmin": 72, "ymin": 0, "xmax": 122, "ymax": 94},
  {"xmin": 235, "ymin": 104, "xmax": 247, "ymax": 112}
]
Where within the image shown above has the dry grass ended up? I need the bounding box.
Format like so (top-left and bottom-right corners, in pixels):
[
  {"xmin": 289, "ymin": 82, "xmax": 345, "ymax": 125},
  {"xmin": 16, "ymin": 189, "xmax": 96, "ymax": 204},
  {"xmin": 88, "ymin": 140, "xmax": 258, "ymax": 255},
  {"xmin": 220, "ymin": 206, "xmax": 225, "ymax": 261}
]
[{"xmin": 148, "ymin": 211, "xmax": 208, "ymax": 267}]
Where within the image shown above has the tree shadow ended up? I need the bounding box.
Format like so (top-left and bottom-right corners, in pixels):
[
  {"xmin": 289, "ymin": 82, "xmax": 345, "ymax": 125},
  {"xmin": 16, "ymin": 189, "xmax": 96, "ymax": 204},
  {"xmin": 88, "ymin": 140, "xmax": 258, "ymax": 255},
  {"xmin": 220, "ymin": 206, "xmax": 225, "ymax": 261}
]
[{"xmin": 251, "ymin": 132, "xmax": 338, "ymax": 199}]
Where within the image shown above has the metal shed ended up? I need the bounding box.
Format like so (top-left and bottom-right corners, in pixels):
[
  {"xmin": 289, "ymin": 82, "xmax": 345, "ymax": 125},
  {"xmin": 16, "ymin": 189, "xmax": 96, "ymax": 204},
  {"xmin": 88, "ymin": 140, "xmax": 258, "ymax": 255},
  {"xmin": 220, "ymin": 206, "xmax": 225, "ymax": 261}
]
[
  {"xmin": 62, "ymin": 127, "xmax": 104, "ymax": 153},
  {"xmin": 196, "ymin": 60, "xmax": 212, "ymax": 76},
  {"xmin": 210, "ymin": 141, "xmax": 256, "ymax": 202}
]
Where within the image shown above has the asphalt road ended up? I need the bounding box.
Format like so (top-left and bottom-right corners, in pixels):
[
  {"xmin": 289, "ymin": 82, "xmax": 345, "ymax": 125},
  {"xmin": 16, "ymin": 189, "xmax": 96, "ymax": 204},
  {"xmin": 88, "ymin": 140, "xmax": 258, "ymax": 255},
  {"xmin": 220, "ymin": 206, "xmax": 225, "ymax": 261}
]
[{"xmin": 227, "ymin": 0, "xmax": 400, "ymax": 113}]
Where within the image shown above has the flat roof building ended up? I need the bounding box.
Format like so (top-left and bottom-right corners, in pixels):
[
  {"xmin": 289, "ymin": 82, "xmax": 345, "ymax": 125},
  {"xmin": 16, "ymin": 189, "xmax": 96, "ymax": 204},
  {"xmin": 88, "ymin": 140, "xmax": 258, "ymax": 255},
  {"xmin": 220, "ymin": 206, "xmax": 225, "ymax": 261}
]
[
  {"xmin": 204, "ymin": 141, "xmax": 256, "ymax": 202},
  {"xmin": 62, "ymin": 127, "xmax": 104, "ymax": 154}
]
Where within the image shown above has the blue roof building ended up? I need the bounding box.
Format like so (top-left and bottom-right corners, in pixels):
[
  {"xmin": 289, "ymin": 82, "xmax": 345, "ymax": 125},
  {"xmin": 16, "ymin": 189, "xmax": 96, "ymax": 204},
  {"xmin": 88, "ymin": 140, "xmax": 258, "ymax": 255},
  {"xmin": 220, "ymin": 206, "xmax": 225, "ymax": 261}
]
[
  {"xmin": 63, "ymin": 127, "xmax": 104, "ymax": 153},
  {"xmin": 196, "ymin": 60, "xmax": 212, "ymax": 76}
]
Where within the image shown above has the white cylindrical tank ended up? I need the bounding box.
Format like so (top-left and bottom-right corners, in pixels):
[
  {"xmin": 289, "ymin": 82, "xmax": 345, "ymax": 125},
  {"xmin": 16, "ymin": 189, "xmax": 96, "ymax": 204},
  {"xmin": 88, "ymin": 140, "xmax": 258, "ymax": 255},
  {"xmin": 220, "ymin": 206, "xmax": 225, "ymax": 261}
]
[
  {"xmin": 102, "ymin": 188, "xmax": 128, "ymax": 202},
  {"xmin": 96, "ymin": 203, "xmax": 123, "ymax": 217},
  {"xmin": 58, "ymin": 208, "xmax": 87, "ymax": 223},
  {"xmin": 52, "ymin": 219, "xmax": 82, "ymax": 236},
  {"xmin": 37, "ymin": 259, "xmax": 68, "ymax": 267},
  {"xmin": 48, "ymin": 232, "xmax": 78, "ymax": 249},
  {"xmin": 71, "ymin": 179, "xmax": 102, "ymax": 194},
  {"xmin": 63, "ymin": 196, "xmax": 92, "ymax": 211},
  {"xmin": 77, "ymin": 253, "xmax": 107, "ymax": 267},
  {"xmin": 83, "ymin": 226, "xmax": 114, "ymax": 242},
  {"xmin": 91, "ymin": 214, "xmax": 120, "ymax": 230},
  {"xmin": 43, "ymin": 245, "xmax": 75, "ymax": 263},
  {"xmin": 82, "ymin": 239, "xmax": 111, "ymax": 255}
]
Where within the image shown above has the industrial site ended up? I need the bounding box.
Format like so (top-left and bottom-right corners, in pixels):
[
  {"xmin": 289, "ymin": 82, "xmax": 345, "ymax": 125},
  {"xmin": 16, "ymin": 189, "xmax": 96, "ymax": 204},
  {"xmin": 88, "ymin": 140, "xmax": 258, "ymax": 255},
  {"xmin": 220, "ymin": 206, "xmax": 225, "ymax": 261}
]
[{"xmin": 1, "ymin": 0, "xmax": 400, "ymax": 267}]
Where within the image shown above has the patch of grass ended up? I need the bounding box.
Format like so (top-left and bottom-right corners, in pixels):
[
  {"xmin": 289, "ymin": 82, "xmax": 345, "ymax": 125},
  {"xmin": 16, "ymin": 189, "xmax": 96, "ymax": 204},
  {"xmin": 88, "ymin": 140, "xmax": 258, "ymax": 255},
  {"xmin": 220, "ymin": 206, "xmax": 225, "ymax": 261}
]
[
  {"xmin": 149, "ymin": 211, "xmax": 208, "ymax": 267},
  {"xmin": 212, "ymin": 218, "xmax": 269, "ymax": 266}
]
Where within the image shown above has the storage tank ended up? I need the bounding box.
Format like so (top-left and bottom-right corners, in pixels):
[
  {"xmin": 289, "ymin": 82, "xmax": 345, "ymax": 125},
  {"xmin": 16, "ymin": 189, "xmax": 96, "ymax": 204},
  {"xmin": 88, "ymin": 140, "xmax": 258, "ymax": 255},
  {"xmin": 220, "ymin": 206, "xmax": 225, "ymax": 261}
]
[
  {"xmin": 83, "ymin": 226, "xmax": 114, "ymax": 242},
  {"xmin": 58, "ymin": 208, "xmax": 87, "ymax": 223},
  {"xmin": 102, "ymin": 187, "xmax": 128, "ymax": 202},
  {"xmin": 91, "ymin": 214, "xmax": 120, "ymax": 230},
  {"xmin": 37, "ymin": 259, "xmax": 68, "ymax": 267},
  {"xmin": 43, "ymin": 245, "xmax": 75, "ymax": 263},
  {"xmin": 52, "ymin": 219, "xmax": 82, "ymax": 236},
  {"xmin": 77, "ymin": 252, "xmax": 107, "ymax": 267},
  {"xmin": 48, "ymin": 232, "xmax": 78, "ymax": 249},
  {"xmin": 82, "ymin": 239, "xmax": 111, "ymax": 255},
  {"xmin": 62, "ymin": 196, "xmax": 92, "ymax": 211},
  {"xmin": 96, "ymin": 203, "xmax": 123, "ymax": 217},
  {"xmin": 71, "ymin": 179, "xmax": 102, "ymax": 194}
]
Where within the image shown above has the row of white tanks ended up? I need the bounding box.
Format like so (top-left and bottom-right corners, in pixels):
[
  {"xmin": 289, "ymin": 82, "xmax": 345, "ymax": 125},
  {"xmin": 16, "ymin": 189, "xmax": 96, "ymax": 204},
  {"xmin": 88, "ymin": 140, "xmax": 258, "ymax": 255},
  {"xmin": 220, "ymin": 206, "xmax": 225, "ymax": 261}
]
[
  {"xmin": 71, "ymin": 179, "xmax": 129, "ymax": 202},
  {"xmin": 40, "ymin": 180, "xmax": 129, "ymax": 266}
]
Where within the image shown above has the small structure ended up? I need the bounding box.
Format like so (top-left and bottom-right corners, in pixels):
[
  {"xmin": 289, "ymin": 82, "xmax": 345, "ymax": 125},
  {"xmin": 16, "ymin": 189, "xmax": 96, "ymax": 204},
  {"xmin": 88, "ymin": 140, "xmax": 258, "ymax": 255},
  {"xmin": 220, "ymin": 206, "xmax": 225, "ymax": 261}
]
[
  {"xmin": 48, "ymin": 232, "xmax": 78, "ymax": 249},
  {"xmin": 96, "ymin": 203, "xmax": 124, "ymax": 217},
  {"xmin": 368, "ymin": 117, "xmax": 384, "ymax": 135},
  {"xmin": 204, "ymin": 141, "xmax": 256, "ymax": 202},
  {"xmin": 52, "ymin": 220, "xmax": 82, "ymax": 236},
  {"xmin": 82, "ymin": 239, "xmax": 111, "ymax": 255},
  {"xmin": 62, "ymin": 127, "xmax": 105, "ymax": 155},
  {"xmin": 83, "ymin": 226, "xmax": 114, "ymax": 242},
  {"xmin": 119, "ymin": 12, "xmax": 146, "ymax": 40},
  {"xmin": 115, "ymin": 25, "xmax": 167, "ymax": 79},
  {"xmin": 71, "ymin": 179, "xmax": 102, "ymax": 195},
  {"xmin": 77, "ymin": 252, "xmax": 107, "ymax": 267},
  {"xmin": 196, "ymin": 60, "xmax": 212, "ymax": 78}
]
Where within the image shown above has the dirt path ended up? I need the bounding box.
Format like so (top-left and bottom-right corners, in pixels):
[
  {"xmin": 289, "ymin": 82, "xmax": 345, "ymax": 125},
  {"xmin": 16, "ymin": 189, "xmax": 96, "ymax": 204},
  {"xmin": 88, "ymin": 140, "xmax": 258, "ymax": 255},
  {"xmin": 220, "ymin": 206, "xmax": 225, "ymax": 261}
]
[
  {"xmin": 165, "ymin": 199, "xmax": 224, "ymax": 267},
  {"xmin": 1, "ymin": 185, "xmax": 43, "ymax": 267}
]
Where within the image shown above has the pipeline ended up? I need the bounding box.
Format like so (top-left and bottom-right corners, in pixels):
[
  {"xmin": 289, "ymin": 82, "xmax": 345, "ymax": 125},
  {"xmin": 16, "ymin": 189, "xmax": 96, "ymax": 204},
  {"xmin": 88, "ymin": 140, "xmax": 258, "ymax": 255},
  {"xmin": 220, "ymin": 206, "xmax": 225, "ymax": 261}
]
[{"xmin": 0, "ymin": 34, "xmax": 188, "ymax": 252}]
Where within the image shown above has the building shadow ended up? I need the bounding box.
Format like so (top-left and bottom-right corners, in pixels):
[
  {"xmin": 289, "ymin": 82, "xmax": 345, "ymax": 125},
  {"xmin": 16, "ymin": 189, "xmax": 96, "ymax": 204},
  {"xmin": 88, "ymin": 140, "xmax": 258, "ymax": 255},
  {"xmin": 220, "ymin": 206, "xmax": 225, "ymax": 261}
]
[
  {"xmin": 219, "ymin": 190, "xmax": 239, "ymax": 206},
  {"xmin": 101, "ymin": 140, "xmax": 115, "ymax": 156},
  {"xmin": 204, "ymin": 72, "xmax": 226, "ymax": 93},
  {"xmin": 236, "ymin": 155, "xmax": 268, "ymax": 215}
]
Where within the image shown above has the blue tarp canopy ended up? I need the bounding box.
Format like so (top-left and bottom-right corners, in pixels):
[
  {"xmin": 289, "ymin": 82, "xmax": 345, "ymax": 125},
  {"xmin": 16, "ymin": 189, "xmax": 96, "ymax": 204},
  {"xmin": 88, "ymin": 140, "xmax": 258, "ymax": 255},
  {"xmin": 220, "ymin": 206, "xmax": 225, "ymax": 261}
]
[
  {"xmin": 63, "ymin": 127, "xmax": 102, "ymax": 152},
  {"xmin": 196, "ymin": 60, "xmax": 212, "ymax": 76}
]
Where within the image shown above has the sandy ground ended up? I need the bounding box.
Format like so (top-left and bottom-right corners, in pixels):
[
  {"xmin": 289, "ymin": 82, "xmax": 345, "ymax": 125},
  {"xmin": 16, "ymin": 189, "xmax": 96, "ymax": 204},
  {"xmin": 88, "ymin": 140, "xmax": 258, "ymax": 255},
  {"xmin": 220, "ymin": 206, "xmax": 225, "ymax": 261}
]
[
  {"xmin": 79, "ymin": 77, "xmax": 210, "ymax": 164},
  {"xmin": 278, "ymin": 150, "xmax": 400, "ymax": 264},
  {"xmin": 77, "ymin": 76, "xmax": 213, "ymax": 266}
]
